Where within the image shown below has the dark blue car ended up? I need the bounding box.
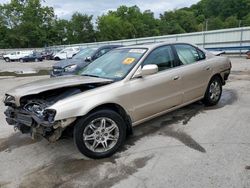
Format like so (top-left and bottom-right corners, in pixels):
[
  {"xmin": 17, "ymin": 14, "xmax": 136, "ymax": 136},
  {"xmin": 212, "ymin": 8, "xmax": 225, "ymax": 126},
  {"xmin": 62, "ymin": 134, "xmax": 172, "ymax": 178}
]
[
  {"xmin": 51, "ymin": 45, "xmax": 122, "ymax": 77},
  {"xmin": 20, "ymin": 52, "xmax": 43, "ymax": 62}
]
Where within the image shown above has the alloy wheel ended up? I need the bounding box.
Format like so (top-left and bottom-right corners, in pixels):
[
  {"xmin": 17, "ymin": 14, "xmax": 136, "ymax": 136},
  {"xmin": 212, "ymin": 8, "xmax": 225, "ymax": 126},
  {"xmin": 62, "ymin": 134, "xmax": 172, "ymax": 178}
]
[
  {"xmin": 209, "ymin": 80, "xmax": 221, "ymax": 102},
  {"xmin": 83, "ymin": 117, "xmax": 119, "ymax": 153}
]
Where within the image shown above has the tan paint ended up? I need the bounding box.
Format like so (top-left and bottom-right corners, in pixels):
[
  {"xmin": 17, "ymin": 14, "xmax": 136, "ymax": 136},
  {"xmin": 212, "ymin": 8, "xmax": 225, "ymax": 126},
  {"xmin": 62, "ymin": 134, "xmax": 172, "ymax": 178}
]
[{"xmin": 6, "ymin": 42, "xmax": 231, "ymax": 127}]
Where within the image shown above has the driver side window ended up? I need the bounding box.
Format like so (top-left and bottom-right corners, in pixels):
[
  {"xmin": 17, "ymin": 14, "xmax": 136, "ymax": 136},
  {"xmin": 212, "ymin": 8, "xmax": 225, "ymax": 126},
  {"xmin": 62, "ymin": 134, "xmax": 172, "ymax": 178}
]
[{"xmin": 143, "ymin": 45, "xmax": 174, "ymax": 72}]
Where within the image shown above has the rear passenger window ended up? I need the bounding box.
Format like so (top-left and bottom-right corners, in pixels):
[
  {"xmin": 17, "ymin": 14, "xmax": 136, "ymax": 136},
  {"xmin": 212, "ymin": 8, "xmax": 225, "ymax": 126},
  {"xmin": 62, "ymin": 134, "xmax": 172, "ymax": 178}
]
[
  {"xmin": 143, "ymin": 45, "xmax": 174, "ymax": 72},
  {"xmin": 174, "ymin": 44, "xmax": 205, "ymax": 65}
]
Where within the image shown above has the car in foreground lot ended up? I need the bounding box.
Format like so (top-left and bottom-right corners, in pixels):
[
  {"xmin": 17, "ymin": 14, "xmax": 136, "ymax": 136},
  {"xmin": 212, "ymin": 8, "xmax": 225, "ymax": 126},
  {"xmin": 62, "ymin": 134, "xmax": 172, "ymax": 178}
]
[
  {"xmin": 19, "ymin": 52, "xmax": 43, "ymax": 62},
  {"xmin": 3, "ymin": 42, "xmax": 231, "ymax": 159},
  {"xmin": 51, "ymin": 45, "xmax": 123, "ymax": 77}
]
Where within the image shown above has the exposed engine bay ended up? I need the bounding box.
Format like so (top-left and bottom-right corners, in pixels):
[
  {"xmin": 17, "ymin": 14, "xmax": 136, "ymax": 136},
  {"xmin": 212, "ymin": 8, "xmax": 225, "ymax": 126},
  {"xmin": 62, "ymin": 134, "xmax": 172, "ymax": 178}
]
[{"xmin": 4, "ymin": 82, "xmax": 110, "ymax": 142}]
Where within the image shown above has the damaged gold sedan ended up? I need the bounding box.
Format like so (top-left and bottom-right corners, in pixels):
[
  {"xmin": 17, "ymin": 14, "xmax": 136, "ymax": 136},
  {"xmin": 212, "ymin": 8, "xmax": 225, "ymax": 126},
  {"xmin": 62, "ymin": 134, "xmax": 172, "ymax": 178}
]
[{"xmin": 4, "ymin": 43, "xmax": 231, "ymax": 159}]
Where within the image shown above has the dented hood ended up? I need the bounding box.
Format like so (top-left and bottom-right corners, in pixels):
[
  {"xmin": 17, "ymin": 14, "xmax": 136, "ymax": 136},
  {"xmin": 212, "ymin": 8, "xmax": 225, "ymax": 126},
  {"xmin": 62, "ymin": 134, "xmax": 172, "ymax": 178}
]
[{"xmin": 6, "ymin": 75, "xmax": 112, "ymax": 106}]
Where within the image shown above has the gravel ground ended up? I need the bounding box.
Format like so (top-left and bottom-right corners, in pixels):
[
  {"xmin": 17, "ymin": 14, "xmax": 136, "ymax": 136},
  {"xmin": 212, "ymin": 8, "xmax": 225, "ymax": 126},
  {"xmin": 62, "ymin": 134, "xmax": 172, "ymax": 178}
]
[{"xmin": 0, "ymin": 57, "xmax": 250, "ymax": 188}]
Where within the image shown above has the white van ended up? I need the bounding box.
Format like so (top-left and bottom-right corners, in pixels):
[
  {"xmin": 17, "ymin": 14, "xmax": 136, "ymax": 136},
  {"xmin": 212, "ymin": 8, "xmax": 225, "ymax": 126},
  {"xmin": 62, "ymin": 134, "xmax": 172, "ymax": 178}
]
[
  {"xmin": 3, "ymin": 51, "xmax": 33, "ymax": 62},
  {"xmin": 53, "ymin": 47, "xmax": 80, "ymax": 60}
]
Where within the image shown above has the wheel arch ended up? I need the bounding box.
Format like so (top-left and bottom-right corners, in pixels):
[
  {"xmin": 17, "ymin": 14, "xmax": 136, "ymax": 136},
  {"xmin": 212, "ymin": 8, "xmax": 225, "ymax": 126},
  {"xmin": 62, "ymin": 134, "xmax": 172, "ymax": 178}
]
[
  {"xmin": 210, "ymin": 73, "xmax": 224, "ymax": 85},
  {"xmin": 203, "ymin": 73, "xmax": 224, "ymax": 98},
  {"xmin": 85, "ymin": 103, "xmax": 133, "ymax": 136}
]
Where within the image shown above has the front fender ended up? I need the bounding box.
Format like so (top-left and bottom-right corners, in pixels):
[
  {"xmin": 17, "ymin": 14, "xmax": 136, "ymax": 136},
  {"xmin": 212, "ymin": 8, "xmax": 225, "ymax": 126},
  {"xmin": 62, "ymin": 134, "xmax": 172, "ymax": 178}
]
[{"xmin": 47, "ymin": 86, "xmax": 130, "ymax": 121}]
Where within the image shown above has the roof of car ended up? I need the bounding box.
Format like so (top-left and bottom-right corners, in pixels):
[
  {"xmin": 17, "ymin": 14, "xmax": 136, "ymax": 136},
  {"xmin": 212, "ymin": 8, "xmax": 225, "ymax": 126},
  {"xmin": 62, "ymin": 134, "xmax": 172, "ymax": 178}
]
[
  {"xmin": 98, "ymin": 44, "xmax": 123, "ymax": 48},
  {"xmin": 119, "ymin": 42, "xmax": 193, "ymax": 50},
  {"xmin": 81, "ymin": 45, "xmax": 123, "ymax": 50}
]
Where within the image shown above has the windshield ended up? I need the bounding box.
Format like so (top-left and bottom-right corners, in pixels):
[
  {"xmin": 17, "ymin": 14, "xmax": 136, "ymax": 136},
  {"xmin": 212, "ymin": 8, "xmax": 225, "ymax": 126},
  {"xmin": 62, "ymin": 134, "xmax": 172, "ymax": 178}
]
[
  {"xmin": 79, "ymin": 48, "xmax": 147, "ymax": 80},
  {"xmin": 73, "ymin": 48, "xmax": 96, "ymax": 59}
]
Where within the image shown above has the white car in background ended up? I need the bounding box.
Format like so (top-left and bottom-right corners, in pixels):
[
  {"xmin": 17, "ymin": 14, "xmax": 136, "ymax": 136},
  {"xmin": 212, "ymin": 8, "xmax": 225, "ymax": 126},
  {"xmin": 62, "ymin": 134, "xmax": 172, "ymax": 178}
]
[
  {"xmin": 3, "ymin": 50, "xmax": 33, "ymax": 62},
  {"xmin": 53, "ymin": 47, "xmax": 80, "ymax": 60}
]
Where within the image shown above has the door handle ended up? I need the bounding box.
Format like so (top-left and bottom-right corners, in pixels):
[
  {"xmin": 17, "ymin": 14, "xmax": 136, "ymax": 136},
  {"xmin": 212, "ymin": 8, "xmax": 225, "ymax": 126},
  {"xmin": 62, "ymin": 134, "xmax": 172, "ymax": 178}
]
[
  {"xmin": 173, "ymin": 76, "xmax": 180, "ymax": 80},
  {"xmin": 205, "ymin": 66, "xmax": 211, "ymax": 70}
]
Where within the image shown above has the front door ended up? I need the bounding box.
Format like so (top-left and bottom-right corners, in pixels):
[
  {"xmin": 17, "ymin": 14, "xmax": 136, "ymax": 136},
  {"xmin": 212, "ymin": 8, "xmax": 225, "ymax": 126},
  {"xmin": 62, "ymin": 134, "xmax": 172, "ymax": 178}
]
[{"xmin": 124, "ymin": 45, "xmax": 183, "ymax": 123}]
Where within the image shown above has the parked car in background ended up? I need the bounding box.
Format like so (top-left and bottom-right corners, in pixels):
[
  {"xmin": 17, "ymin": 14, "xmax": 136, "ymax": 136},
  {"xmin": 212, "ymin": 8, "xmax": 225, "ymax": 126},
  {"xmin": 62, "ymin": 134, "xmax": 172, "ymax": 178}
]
[
  {"xmin": 41, "ymin": 50, "xmax": 55, "ymax": 60},
  {"xmin": 53, "ymin": 47, "xmax": 80, "ymax": 60},
  {"xmin": 19, "ymin": 52, "xmax": 43, "ymax": 62},
  {"xmin": 51, "ymin": 45, "xmax": 122, "ymax": 77},
  {"xmin": 246, "ymin": 50, "xmax": 250, "ymax": 59},
  {"xmin": 3, "ymin": 50, "xmax": 33, "ymax": 62},
  {"xmin": 4, "ymin": 42, "xmax": 231, "ymax": 159},
  {"xmin": 0, "ymin": 53, "xmax": 5, "ymax": 60}
]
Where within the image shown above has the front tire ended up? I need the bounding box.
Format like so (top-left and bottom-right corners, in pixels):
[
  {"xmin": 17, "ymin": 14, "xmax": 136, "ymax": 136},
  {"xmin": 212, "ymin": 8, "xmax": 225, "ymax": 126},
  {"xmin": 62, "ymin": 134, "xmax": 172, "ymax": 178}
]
[
  {"xmin": 74, "ymin": 110, "xmax": 126, "ymax": 159},
  {"xmin": 203, "ymin": 76, "xmax": 222, "ymax": 106}
]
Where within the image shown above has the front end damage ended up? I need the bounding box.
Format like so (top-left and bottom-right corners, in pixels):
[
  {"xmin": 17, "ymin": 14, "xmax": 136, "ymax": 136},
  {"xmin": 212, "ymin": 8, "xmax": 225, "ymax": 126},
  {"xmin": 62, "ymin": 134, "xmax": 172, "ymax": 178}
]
[
  {"xmin": 3, "ymin": 79, "xmax": 111, "ymax": 142},
  {"xmin": 4, "ymin": 96, "xmax": 76, "ymax": 142}
]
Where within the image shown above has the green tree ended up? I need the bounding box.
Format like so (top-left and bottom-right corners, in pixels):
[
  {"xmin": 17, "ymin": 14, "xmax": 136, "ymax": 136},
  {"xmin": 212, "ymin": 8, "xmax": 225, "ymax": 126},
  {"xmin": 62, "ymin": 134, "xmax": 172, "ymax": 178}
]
[
  {"xmin": 51, "ymin": 19, "xmax": 69, "ymax": 45},
  {"xmin": 206, "ymin": 17, "xmax": 224, "ymax": 30},
  {"xmin": 114, "ymin": 5, "xmax": 159, "ymax": 37},
  {"xmin": 97, "ymin": 14, "xmax": 134, "ymax": 41},
  {"xmin": 0, "ymin": 14, "xmax": 9, "ymax": 48},
  {"xmin": 67, "ymin": 12, "xmax": 95, "ymax": 44},
  {"xmin": 224, "ymin": 16, "xmax": 239, "ymax": 28},
  {"xmin": 243, "ymin": 13, "xmax": 250, "ymax": 26},
  {"xmin": 159, "ymin": 10, "xmax": 198, "ymax": 34},
  {"xmin": 1, "ymin": 0, "xmax": 250, "ymax": 48},
  {"xmin": 0, "ymin": 0, "xmax": 55, "ymax": 47}
]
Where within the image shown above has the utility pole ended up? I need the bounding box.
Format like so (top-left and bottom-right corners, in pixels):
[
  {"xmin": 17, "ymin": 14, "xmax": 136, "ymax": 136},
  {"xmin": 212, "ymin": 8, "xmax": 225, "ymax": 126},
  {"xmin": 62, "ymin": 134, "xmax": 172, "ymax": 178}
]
[
  {"xmin": 202, "ymin": 23, "xmax": 205, "ymax": 48},
  {"xmin": 205, "ymin": 19, "xmax": 208, "ymax": 31},
  {"xmin": 239, "ymin": 20, "xmax": 242, "ymax": 28}
]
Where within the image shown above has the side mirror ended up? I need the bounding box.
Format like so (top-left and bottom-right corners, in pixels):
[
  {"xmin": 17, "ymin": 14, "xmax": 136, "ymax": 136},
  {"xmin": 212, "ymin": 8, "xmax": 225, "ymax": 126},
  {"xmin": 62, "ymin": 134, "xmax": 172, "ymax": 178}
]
[
  {"xmin": 133, "ymin": 64, "xmax": 158, "ymax": 78},
  {"xmin": 85, "ymin": 56, "xmax": 92, "ymax": 62},
  {"xmin": 141, "ymin": 64, "xmax": 158, "ymax": 76}
]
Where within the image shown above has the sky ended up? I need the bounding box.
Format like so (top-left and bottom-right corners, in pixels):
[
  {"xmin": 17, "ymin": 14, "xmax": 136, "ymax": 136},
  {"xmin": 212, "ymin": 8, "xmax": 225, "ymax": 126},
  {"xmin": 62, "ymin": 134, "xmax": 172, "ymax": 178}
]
[{"xmin": 0, "ymin": 0, "xmax": 200, "ymax": 19}]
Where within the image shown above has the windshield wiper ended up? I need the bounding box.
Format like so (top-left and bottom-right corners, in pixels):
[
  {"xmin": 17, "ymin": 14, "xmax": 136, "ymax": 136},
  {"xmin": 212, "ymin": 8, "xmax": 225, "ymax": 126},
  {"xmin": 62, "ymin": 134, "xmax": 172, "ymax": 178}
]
[{"xmin": 81, "ymin": 74, "xmax": 102, "ymax": 78}]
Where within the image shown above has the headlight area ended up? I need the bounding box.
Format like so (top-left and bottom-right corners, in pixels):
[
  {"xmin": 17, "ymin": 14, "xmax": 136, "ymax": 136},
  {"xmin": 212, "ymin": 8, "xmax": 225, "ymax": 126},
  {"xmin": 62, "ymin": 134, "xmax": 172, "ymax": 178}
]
[
  {"xmin": 3, "ymin": 94, "xmax": 15, "ymax": 106},
  {"xmin": 64, "ymin": 64, "xmax": 77, "ymax": 72},
  {"xmin": 4, "ymin": 101, "xmax": 76, "ymax": 142},
  {"xmin": 41, "ymin": 109, "xmax": 57, "ymax": 123}
]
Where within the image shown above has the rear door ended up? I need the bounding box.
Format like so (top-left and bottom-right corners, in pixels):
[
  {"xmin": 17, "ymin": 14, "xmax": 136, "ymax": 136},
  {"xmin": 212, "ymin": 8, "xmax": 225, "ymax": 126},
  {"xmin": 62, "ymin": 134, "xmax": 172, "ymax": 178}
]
[
  {"xmin": 173, "ymin": 44, "xmax": 212, "ymax": 103},
  {"xmin": 125, "ymin": 45, "xmax": 183, "ymax": 122}
]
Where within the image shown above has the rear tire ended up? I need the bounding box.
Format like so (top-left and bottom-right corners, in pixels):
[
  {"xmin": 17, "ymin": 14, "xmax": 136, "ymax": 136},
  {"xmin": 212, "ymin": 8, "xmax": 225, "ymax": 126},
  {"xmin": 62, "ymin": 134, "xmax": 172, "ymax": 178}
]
[
  {"xmin": 19, "ymin": 58, "xmax": 24, "ymax": 63},
  {"xmin": 74, "ymin": 110, "xmax": 126, "ymax": 159},
  {"xmin": 4, "ymin": 58, "xmax": 10, "ymax": 62},
  {"xmin": 203, "ymin": 76, "xmax": 222, "ymax": 106},
  {"xmin": 35, "ymin": 58, "xmax": 38, "ymax": 62}
]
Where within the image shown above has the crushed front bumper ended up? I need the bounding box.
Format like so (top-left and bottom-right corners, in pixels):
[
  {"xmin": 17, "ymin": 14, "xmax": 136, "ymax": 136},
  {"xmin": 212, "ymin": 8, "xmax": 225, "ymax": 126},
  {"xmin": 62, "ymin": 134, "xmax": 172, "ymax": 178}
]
[
  {"xmin": 4, "ymin": 107, "xmax": 55, "ymax": 128},
  {"xmin": 4, "ymin": 107, "xmax": 76, "ymax": 141}
]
